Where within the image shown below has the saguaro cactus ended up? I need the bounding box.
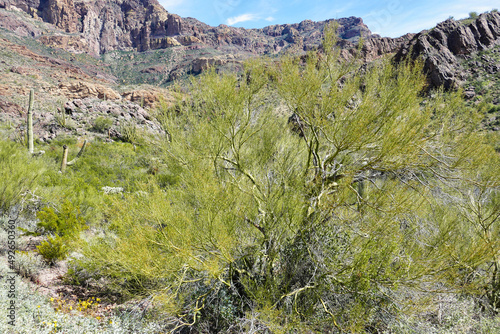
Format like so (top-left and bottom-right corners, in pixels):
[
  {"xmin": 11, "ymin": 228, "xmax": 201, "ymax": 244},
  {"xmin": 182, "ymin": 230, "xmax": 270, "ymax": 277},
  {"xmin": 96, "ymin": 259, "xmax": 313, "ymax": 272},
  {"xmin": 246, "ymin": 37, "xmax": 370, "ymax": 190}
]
[
  {"xmin": 60, "ymin": 140, "xmax": 87, "ymax": 173},
  {"xmin": 67, "ymin": 139, "xmax": 87, "ymax": 166},
  {"xmin": 60, "ymin": 145, "xmax": 69, "ymax": 173},
  {"xmin": 27, "ymin": 89, "xmax": 34, "ymax": 154}
]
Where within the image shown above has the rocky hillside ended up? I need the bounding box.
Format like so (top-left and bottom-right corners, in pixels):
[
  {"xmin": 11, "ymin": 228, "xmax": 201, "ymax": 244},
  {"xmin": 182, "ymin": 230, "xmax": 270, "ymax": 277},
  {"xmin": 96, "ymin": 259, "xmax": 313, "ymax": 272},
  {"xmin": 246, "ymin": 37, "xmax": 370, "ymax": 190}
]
[{"xmin": 394, "ymin": 11, "xmax": 500, "ymax": 89}]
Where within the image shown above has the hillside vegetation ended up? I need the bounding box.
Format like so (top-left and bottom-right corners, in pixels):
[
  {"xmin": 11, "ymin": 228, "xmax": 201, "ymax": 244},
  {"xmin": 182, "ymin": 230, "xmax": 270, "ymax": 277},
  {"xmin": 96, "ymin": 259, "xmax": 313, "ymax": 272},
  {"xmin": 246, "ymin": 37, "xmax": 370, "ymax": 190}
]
[{"xmin": 1, "ymin": 24, "xmax": 500, "ymax": 333}]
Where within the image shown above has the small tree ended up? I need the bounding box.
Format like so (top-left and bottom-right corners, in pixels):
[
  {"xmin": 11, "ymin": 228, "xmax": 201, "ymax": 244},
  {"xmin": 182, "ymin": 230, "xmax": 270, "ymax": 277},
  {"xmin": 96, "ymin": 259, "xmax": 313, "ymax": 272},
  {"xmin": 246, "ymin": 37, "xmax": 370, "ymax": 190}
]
[{"xmin": 77, "ymin": 24, "xmax": 500, "ymax": 331}]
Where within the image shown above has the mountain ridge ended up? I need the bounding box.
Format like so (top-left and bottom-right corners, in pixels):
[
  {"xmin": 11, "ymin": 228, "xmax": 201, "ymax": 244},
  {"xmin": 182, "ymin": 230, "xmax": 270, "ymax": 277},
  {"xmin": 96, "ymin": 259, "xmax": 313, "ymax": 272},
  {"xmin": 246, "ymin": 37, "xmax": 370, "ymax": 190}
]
[{"xmin": 0, "ymin": 0, "xmax": 374, "ymax": 55}]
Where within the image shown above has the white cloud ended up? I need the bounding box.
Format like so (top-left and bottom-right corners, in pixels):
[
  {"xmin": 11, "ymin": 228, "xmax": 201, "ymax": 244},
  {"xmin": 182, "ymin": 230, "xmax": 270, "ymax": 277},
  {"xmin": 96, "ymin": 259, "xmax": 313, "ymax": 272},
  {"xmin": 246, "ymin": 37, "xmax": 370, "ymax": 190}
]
[
  {"xmin": 227, "ymin": 13, "xmax": 260, "ymax": 25},
  {"xmin": 158, "ymin": 0, "xmax": 186, "ymax": 11},
  {"xmin": 265, "ymin": 16, "xmax": 275, "ymax": 21}
]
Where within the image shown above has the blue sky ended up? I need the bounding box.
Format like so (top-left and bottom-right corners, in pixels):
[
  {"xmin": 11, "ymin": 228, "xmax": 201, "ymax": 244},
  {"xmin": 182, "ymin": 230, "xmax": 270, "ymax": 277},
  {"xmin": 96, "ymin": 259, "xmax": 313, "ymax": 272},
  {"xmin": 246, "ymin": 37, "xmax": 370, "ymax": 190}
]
[{"xmin": 158, "ymin": 0, "xmax": 498, "ymax": 37}]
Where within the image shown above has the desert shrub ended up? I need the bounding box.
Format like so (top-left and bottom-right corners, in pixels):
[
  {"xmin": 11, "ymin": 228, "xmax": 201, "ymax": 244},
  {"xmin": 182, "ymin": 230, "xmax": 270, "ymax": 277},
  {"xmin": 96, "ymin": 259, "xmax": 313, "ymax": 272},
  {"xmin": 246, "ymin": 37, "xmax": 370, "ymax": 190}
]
[
  {"xmin": 469, "ymin": 11, "xmax": 479, "ymax": 19},
  {"xmin": 118, "ymin": 120, "xmax": 140, "ymax": 143},
  {"xmin": 488, "ymin": 104, "xmax": 500, "ymax": 113},
  {"xmin": 93, "ymin": 116, "xmax": 113, "ymax": 133},
  {"xmin": 385, "ymin": 294, "xmax": 500, "ymax": 333},
  {"xmin": 0, "ymin": 140, "xmax": 44, "ymax": 214},
  {"xmin": 54, "ymin": 108, "xmax": 76, "ymax": 129},
  {"xmin": 74, "ymin": 25, "xmax": 500, "ymax": 332},
  {"xmin": 18, "ymin": 200, "xmax": 87, "ymax": 264},
  {"xmin": 20, "ymin": 199, "xmax": 87, "ymax": 240},
  {"xmin": 36, "ymin": 235, "xmax": 69, "ymax": 264},
  {"xmin": 15, "ymin": 250, "xmax": 46, "ymax": 279},
  {"xmin": 0, "ymin": 258, "xmax": 175, "ymax": 333},
  {"xmin": 0, "ymin": 227, "xmax": 9, "ymax": 255},
  {"xmin": 33, "ymin": 200, "xmax": 87, "ymax": 238},
  {"xmin": 34, "ymin": 139, "xmax": 154, "ymax": 225}
]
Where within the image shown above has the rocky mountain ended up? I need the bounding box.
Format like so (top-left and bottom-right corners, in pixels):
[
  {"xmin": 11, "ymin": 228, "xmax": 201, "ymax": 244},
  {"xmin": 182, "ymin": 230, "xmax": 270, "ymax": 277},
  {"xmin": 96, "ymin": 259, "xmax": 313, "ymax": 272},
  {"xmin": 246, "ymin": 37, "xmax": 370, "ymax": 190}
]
[
  {"xmin": 0, "ymin": 0, "xmax": 373, "ymax": 56},
  {"xmin": 394, "ymin": 11, "xmax": 500, "ymax": 89}
]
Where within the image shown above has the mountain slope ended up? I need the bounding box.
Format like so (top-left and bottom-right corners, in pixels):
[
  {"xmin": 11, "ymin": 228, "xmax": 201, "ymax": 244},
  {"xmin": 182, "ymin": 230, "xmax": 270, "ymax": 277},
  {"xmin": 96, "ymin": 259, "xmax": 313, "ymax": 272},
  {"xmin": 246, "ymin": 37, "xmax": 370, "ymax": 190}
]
[{"xmin": 394, "ymin": 11, "xmax": 500, "ymax": 89}]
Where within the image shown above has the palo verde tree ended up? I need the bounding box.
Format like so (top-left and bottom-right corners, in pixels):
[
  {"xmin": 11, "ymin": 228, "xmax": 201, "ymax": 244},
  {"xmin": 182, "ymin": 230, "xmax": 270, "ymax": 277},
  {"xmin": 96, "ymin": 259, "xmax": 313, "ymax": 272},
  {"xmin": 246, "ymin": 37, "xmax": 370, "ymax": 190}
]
[{"xmin": 77, "ymin": 24, "xmax": 500, "ymax": 332}]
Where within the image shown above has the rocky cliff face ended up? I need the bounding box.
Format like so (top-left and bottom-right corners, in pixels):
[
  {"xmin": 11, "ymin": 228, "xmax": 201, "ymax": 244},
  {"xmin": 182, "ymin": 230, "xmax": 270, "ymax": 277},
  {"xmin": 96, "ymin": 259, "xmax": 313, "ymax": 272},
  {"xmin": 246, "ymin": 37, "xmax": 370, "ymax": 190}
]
[
  {"xmin": 1, "ymin": 0, "xmax": 375, "ymax": 55},
  {"xmin": 394, "ymin": 11, "xmax": 500, "ymax": 89},
  {"xmin": 1, "ymin": 0, "xmax": 188, "ymax": 54},
  {"xmin": 360, "ymin": 34, "xmax": 416, "ymax": 61}
]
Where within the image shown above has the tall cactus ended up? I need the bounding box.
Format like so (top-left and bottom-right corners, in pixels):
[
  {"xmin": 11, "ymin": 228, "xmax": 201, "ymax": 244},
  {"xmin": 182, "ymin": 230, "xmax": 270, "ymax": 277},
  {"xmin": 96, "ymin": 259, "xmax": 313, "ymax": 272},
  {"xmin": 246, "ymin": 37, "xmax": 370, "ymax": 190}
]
[
  {"xmin": 67, "ymin": 139, "xmax": 87, "ymax": 166},
  {"xmin": 61, "ymin": 140, "xmax": 87, "ymax": 173},
  {"xmin": 60, "ymin": 145, "xmax": 69, "ymax": 173},
  {"xmin": 27, "ymin": 89, "xmax": 34, "ymax": 154}
]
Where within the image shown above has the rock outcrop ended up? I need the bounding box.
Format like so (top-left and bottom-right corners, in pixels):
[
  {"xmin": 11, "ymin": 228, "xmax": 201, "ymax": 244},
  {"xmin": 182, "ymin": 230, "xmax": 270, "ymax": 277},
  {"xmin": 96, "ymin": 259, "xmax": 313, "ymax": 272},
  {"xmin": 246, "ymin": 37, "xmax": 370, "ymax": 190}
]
[
  {"xmin": 55, "ymin": 81, "xmax": 121, "ymax": 100},
  {"xmin": 0, "ymin": 8, "xmax": 43, "ymax": 37},
  {"xmin": 394, "ymin": 11, "xmax": 500, "ymax": 89},
  {"xmin": 360, "ymin": 34, "xmax": 416, "ymax": 61},
  {"xmin": 39, "ymin": 34, "xmax": 90, "ymax": 53},
  {"xmin": 43, "ymin": 0, "xmax": 78, "ymax": 32},
  {"xmin": 122, "ymin": 87, "xmax": 174, "ymax": 108}
]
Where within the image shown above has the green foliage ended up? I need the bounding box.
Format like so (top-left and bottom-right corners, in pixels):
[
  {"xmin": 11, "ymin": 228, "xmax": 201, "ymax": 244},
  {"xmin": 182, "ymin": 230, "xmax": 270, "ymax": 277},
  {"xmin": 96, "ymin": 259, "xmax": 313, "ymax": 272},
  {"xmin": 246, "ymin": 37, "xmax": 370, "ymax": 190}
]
[
  {"xmin": 92, "ymin": 116, "xmax": 113, "ymax": 133},
  {"xmin": 461, "ymin": 45, "xmax": 500, "ymax": 130},
  {"xmin": 32, "ymin": 200, "xmax": 87, "ymax": 238},
  {"xmin": 19, "ymin": 200, "xmax": 87, "ymax": 264},
  {"xmin": 469, "ymin": 11, "xmax": 479, "ymax": 19},
  {"xmin": 3, "ymin": 26, "xmax": 500, "ymax": 332},
  {"xmin": 75, "ymin": 35, "xmax": 500, "ymax": 331},
  {"xmin": 488, "ymin": 104, "xmax": 500, "ymax": 114},
  {"xmin": 0, "ymin": 140, "xmax": 44, "ymax": 214},
  {"xmin": 0, "ymin": 258, "xmax": 171, "ymax": 333},
  {"xmin": 54, "ymin": 103, "xmax": 76, "ymax": 130},
  {"xmin": 33, "ymin": 139, "xmax": 157, "ymax": 225},
  {"xmin": 36, "ymin": 235, "xmax": 69, "ymax": 264},
  {"xmin": 118, "ymin": 120, "xmax": 140, "ymax": 143}
]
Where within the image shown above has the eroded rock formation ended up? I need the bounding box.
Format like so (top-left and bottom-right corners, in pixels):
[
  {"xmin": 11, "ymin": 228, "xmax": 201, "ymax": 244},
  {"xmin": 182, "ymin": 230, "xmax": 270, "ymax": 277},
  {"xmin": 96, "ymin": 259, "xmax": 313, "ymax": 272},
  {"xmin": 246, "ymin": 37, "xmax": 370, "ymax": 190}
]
[{"xmin": 394, "ymin": 11, "xmax": 500, "ymax": 89}]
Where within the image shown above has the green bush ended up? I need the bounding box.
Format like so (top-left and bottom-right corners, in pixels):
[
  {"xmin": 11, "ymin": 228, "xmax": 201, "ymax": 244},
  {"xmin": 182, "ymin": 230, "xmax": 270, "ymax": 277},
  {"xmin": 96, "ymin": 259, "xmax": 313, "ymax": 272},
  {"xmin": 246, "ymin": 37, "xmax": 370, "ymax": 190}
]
[
  {"xmin": 20, "ymin": 200, "xmax": 87, "ymax": 265},
  {"xmin": 0, "ymin": 140, "xmax": 44, "ymax": 214},
  {"xmin": 75, "ymin": 31, "xmax": 500, "ymax": 331},
  {"xmin": 92, "ymin": 116, "xmax": 113, "ymax": 133},
  {"xmin": 6, "ymin": 24, "xmax": 495, "ymax": 332},
  {"xmin": 118, "ymin": 120, "xmax": 140, "ymax": 143},
  {"xmin": 488, "ymin": 104, "xmax": 500, "ymax": 113},
  {"xmin": 36, "ymin": 235, "xmax": 69, "ymax": 264},
  {"xmin": 34, "ymin": 139, "xmax": 152, "ymax": 225},
  {"xmin": 23, "ymin": 200, "xmax": 87, "ymax": 238}
]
